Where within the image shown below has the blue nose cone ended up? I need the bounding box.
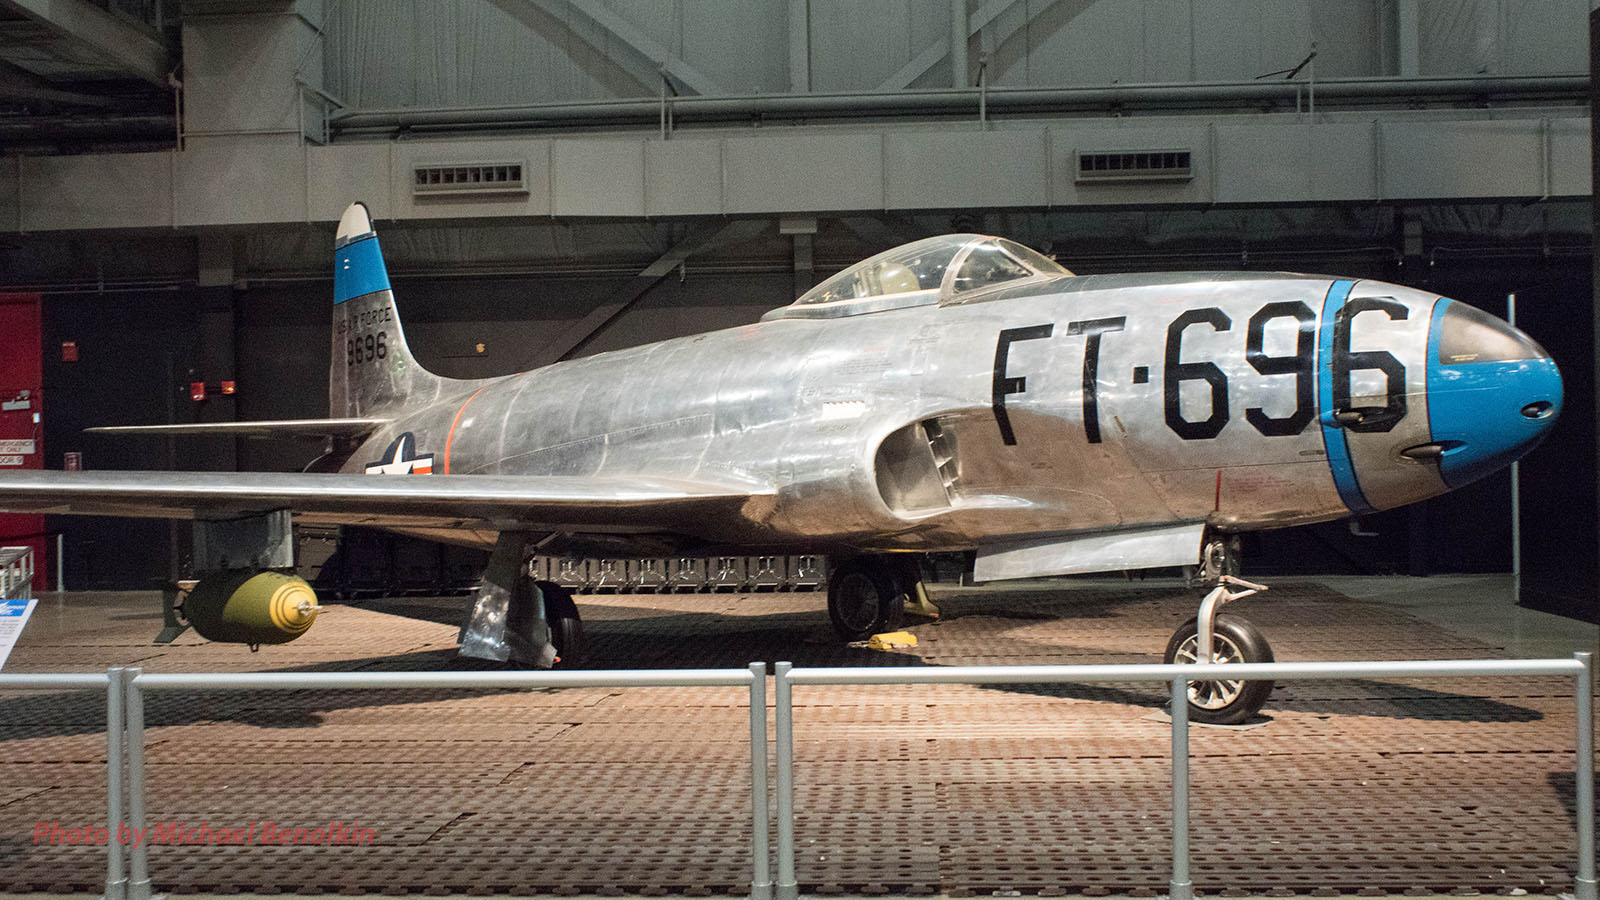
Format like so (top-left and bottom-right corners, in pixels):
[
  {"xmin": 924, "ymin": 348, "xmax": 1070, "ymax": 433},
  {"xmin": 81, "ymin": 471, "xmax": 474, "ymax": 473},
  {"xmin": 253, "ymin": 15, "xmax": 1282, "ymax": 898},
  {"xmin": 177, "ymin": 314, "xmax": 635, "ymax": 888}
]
[{"xmin": 1426, "ymin": 300, "xmax": 1562, "ymax": 489}]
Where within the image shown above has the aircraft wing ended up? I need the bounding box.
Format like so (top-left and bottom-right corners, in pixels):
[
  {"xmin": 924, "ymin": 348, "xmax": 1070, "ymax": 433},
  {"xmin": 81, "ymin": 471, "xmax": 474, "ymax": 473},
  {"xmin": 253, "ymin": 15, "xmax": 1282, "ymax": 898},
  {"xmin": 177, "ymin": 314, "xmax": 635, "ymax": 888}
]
[
  {"xmin": 0, "ymin": 470, "xmax": 770, "ymax": 532},
  {"xmin": 85, "ymin": 418, "xmax": 392, "ymax": 439}
]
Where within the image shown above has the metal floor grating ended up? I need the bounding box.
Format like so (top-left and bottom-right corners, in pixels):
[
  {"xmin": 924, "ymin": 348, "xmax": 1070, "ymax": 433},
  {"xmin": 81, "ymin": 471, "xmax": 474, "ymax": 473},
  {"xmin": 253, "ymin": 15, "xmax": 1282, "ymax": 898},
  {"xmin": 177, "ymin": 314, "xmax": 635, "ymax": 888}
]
[{"xmin": 0, "ymin": 580, "xmax": 1591, "ymax": 896}]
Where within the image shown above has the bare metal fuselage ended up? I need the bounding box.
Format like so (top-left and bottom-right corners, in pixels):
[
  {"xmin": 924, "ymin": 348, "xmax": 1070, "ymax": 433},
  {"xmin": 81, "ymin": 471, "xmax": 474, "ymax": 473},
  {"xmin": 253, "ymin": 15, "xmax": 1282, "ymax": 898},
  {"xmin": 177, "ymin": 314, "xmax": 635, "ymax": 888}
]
[{"xmin": 342, "ymin": 270, "xmax": 1479, "ymax": 556}]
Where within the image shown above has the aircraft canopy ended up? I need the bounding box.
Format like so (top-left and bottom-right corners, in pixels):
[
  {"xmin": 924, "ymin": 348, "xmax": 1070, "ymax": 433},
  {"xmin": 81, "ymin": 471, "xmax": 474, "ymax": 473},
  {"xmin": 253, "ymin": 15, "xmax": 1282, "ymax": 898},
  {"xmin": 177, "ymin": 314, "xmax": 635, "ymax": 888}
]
[{"xmin": 766, "ymin": 234, "xmax": 1070, "ymax": 320}]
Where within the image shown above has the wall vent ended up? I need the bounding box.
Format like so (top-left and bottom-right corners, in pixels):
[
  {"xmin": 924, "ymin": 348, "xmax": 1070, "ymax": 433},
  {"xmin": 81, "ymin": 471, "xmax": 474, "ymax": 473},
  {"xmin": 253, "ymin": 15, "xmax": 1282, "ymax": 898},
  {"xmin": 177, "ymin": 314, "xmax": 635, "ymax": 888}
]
[
  {"xmin": 1075, "ymin": 149, "xmax": 1193, "ymax": 183},
  {"xmin": 413, "ymin": 161, "xmax": 528, "ymax": 197}
]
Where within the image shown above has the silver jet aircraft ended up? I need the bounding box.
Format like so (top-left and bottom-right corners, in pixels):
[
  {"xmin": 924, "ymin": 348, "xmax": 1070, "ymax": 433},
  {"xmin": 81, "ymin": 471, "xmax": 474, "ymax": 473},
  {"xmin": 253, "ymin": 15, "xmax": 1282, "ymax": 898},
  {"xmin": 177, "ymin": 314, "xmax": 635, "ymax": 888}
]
[{"xmin": 0, "ymin": 203, "xmax": 1562, "ymax": 723}]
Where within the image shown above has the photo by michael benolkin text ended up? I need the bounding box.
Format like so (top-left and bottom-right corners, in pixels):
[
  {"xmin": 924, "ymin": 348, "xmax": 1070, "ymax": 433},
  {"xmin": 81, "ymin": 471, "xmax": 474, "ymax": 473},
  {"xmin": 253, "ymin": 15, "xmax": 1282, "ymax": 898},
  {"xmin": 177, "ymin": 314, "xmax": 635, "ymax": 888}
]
[{"xmin": 33, "ymin": 820, "xmax": 376, "ymax": 848}]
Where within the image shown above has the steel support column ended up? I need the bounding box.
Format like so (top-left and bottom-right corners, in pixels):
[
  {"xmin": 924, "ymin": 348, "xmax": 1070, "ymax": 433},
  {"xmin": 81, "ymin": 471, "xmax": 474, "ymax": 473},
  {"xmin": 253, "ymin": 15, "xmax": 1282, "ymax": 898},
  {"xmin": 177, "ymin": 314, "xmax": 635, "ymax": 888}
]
[
  {"xmin": 950, "ymin": 0, "xmax": 968, "ymax": 88},
  {"xmin": 1396, "ymin": 0, "xmax": 1420, "ymax": 77},
  {"xmin": 788, "ymin": 0, "xmax": 809, "ymax": 93},
  {"xmin": 194, "ymin": 232, "xmax": 237, "ymax": 471},
  {"xmin": 878, "ymin": 0, "xmax": 1026, "ymax": 91}
]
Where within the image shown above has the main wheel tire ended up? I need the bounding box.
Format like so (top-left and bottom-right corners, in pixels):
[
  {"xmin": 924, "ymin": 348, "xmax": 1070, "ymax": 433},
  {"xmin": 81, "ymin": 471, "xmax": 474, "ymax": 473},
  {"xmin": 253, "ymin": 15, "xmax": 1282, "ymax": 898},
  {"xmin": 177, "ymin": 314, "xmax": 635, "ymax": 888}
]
[
  {"xmin": 1162, "ymin": 613, "xmax": 1274, "ymax": 725},
  {"xmin": 827, "ymin": 558, "xmax": 901, "ymax": 641},
  {"xmin": 535, "ymin": 580, "xmax": 585, "ymax": 666}
]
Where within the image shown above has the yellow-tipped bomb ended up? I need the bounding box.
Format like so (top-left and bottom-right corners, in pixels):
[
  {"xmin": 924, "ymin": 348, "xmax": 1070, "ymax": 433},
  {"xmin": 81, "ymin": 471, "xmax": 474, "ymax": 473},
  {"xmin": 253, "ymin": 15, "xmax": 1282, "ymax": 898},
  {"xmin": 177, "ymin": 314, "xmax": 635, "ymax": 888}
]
[{"xmin": 184, "ymin": 570, "xmax": 320, "ymax": 646}]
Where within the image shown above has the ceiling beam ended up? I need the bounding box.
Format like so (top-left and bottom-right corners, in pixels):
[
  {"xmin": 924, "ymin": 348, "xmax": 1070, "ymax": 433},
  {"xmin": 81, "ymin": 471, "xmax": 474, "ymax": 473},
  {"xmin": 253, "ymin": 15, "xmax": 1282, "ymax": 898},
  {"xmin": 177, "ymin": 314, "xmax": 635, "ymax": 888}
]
[
  {"xmin": 877, "ymin": 37, "xmax": 949, "ymax": 93},
  {"xmin": 0, "ymin": 0, "xmax": 170, "ymax": 86},
  {"xmin": 0, "ymin": 59, "xmax": 115, "ymax": 106},
  {"xmin": 504, "ymin": 0, "xmax": 724, "ymax": 96},
  {"xmin": 876, "ymin": 0, "xmax": 1036, "ymax": 92}
]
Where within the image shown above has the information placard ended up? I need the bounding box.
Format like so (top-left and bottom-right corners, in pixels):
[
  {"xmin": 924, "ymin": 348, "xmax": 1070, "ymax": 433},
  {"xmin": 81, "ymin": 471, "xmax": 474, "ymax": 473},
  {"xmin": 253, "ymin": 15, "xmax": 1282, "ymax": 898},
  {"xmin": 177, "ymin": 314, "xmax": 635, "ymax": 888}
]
[{"xmin": 0, "ymin": 597, "xmax": 37, "ymax": 670}]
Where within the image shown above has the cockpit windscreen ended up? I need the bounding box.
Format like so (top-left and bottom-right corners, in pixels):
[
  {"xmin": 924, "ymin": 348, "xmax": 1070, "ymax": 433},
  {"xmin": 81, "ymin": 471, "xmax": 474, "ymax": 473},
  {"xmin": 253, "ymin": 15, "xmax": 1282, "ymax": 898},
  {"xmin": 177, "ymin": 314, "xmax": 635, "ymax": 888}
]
[{"xmin": 791, "ymin": 235, "xmax": 1069, "ymax": 308}]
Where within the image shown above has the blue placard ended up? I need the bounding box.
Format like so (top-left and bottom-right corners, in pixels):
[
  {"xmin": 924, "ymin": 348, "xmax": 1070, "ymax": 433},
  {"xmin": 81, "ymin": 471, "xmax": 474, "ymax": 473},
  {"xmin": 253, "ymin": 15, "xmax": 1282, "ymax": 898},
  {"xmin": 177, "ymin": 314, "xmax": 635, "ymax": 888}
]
[{"xmin": 0, "ymin": 597, "xmax": 37, "ymax": 671}]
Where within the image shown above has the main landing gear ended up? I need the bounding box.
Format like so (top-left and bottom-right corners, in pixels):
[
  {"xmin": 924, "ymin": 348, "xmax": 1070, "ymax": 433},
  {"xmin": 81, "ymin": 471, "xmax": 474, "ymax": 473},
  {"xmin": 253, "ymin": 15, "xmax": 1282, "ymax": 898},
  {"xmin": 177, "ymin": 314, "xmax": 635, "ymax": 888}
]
[
  {"xmin": 459, "ymin": 534, "xmax": 584, "ymax": 667},
  {"xmin": 1163, "ymin": 575, "xmax": 1275, "ymax": 725},
  {"xmin": 826, "ymin": 555, "xmax": 926, "ymax": 640},
  {"xmin": 534, "ymin": 579, "xmax": 585, "ymax": 665}
]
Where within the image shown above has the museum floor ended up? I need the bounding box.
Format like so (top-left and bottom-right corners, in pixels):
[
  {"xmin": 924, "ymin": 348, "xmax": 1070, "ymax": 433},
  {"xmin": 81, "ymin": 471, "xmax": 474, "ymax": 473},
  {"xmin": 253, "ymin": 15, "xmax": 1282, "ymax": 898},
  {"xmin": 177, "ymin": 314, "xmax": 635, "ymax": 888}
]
[{"xmin": 0, "ymin": 574, "xmax": 1595, "ymax": 898}]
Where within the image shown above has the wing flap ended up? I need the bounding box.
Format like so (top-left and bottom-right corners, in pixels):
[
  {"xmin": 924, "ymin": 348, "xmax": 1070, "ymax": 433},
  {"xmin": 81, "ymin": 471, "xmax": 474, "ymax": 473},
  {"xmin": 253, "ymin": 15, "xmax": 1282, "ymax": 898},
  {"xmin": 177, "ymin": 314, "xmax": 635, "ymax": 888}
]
[{"xmin": 0, "ymin": 470, "xmax": 770, "ymax": 533}]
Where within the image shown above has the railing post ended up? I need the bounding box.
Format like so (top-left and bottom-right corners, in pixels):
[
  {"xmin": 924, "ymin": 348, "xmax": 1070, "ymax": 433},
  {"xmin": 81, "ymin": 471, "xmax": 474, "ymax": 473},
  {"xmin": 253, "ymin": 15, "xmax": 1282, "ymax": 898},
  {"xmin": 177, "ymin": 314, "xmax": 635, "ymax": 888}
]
[
  {"xmin": 748, "ymin": 662, "xmax": 773, "ymax": 900},
  {"xmin": 1170, "ymin": 675, "xmax": 1194, "ymax": 900},
  {"xmin": 103, "ymin": 667, "xmax": 126, "ymax": 900},
  {"xmin": 124, "ymin": 668, "xmax": 156, "ymax": 900},
  {"xmin": 1576, "ymin": 652, "xmax": 1596, "ymax": 900},
  {"xmin": 774, "ymin": 662, "xmax": 797, "ymax": 900}
]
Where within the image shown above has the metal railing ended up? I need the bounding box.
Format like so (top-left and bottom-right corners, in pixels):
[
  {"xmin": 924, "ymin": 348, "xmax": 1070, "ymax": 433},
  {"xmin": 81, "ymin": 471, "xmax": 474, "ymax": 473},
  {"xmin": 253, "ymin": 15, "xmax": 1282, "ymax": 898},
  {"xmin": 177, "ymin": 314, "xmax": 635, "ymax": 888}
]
[
  {"xmin": 0, "ymin": 666, "xmax": 770, "ymax": 900},
  {"xmin": 0, "ymin": 546, "xmax": 34, "ymax": 599},
  {"xmin": 774, "ymin": 655, "xmax": 1596, "ymax": 900},
  {"xmin": 0, "ymin": 655, "xmax": 1593, "ymax": 900},
  {"xmin": 126, "ymin": 666, "xmax": 771, "ymax": 900},
  {"xmin": 0, "ymin": 670, "xmax": 124, "ymax": 899}
]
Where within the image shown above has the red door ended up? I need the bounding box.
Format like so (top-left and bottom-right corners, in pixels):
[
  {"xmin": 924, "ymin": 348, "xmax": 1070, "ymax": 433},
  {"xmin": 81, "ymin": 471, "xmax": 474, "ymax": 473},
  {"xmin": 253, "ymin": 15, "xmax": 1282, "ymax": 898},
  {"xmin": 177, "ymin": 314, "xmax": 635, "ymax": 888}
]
[{"xmin": 0, "ymin": 294, "xmax": 44, "ymax": 590}]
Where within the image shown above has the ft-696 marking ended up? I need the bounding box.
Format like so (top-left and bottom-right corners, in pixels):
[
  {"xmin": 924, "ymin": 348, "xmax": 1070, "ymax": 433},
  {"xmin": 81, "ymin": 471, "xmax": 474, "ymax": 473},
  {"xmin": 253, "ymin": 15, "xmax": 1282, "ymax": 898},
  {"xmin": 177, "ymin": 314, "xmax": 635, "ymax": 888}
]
[{"xmin": 991, "ymin": 299, "xmax": 1410, "ymax": 446}]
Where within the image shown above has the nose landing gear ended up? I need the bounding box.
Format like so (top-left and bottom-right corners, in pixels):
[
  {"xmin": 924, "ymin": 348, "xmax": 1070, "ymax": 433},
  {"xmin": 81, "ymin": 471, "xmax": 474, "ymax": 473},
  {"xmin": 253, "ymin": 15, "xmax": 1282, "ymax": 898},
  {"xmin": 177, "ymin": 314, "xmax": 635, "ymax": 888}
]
[
  {"xmin": 1163, "ymin": 575, "xmax": 1275, "ymax": 725},
  {"xmin": 824, "ymin": 553, "xmax": 1276, "ymax": 724}
]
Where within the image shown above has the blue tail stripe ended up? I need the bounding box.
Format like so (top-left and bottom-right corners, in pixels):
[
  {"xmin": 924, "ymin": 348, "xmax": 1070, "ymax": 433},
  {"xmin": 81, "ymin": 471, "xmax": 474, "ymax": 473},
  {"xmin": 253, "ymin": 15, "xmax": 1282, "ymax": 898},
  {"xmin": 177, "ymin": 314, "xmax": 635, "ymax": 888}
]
[
  {"xmin": 334, "ymin": 232, "xmax": 390, "ymax": 305},
  {"xmin": 1316, "ymin": 279, "xmax": 1375, "ymax": 515}
]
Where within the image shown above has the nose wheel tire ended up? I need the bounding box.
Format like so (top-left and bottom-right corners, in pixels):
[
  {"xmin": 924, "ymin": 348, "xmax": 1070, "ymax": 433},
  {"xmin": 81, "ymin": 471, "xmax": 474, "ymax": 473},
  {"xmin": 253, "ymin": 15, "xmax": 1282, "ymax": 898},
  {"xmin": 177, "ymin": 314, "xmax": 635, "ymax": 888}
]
[
  {"xmin": 1162, "ymin": 613, "xmax": 1274, "ymax": 725},
  {"xmin": 827, "ymin": 558, "xmax": 904, "ymax": 641}
]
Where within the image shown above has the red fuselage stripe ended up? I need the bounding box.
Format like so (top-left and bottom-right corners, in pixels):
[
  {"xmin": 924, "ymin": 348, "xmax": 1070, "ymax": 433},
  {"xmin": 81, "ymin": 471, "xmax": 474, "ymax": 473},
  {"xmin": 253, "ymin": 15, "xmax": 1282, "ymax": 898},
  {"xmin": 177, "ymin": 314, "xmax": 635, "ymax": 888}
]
[{"xmin": 443, "ymin": 387, "xmax": 488, "ymax": 475}]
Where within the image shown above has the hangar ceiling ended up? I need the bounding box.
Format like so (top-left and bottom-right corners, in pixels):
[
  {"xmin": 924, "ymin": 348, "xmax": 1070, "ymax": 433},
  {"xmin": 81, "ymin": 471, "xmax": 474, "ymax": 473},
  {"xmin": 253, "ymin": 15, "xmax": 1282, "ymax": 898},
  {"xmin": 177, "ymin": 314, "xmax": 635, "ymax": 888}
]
[
  {"xmin": 0, "ymin": 0, "xmax": 174, "ymax": 153},
  {"xmin": 0, "ymin": 0, "xmax": 1593, "ymax": 288}
]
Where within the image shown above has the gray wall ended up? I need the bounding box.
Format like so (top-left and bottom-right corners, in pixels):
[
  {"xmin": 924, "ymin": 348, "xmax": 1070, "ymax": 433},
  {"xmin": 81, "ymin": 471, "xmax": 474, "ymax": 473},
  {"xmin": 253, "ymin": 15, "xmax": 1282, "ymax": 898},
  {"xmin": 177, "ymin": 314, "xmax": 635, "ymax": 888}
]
[
  {"xmin": 5, "ymin": 1, "xmax": 1594, "ymax": 232},
  {"xmin": 326, "ymin": 0, "xmax": 1591, "ymax": 104}
]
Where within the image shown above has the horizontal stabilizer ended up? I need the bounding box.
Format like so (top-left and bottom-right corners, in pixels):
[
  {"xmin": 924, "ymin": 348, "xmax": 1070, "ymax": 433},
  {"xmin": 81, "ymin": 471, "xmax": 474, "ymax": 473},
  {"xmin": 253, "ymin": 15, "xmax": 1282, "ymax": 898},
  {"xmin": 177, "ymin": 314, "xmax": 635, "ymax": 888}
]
[
  {"xmin": 0, "ymin": 469, "xmax": 769, "ymax": 534},
  {"xmin": 86, "ymin": 418, "xmax": 392, "ymax": 439}
]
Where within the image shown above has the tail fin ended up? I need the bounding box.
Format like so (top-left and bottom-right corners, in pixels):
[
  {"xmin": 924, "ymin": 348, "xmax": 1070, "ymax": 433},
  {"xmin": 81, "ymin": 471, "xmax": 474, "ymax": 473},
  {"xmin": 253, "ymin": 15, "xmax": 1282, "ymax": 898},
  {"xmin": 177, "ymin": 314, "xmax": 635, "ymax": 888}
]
[{"xmin": 330, "ymin": 203, "xmax": 455, "ymax": 417}]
